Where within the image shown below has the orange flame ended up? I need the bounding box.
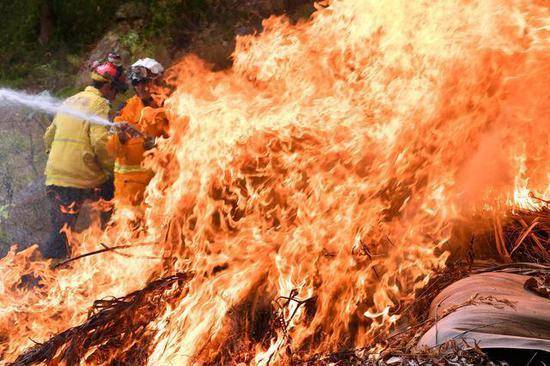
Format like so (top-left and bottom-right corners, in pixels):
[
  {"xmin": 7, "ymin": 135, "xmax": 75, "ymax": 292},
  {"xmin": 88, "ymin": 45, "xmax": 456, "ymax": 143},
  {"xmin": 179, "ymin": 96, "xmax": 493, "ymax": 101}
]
[{"xmin": 0, "ymin": 0, "xmax": 548, "ymax": 364}]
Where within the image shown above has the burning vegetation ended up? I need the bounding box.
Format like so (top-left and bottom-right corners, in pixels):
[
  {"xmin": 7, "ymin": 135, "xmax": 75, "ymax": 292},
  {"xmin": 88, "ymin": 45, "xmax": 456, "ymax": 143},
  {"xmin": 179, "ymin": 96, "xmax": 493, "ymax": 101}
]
[{"xmin": 0, "ymin": 0, "xmax": 549, "ymax": 365}]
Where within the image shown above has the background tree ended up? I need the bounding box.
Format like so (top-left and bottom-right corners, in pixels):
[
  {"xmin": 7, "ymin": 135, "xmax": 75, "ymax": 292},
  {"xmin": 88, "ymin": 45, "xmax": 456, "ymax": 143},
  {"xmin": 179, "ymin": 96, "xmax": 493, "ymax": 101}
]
[{"xmin": 39, "ymin": 0, "xmax": 55, "ymax": 46}]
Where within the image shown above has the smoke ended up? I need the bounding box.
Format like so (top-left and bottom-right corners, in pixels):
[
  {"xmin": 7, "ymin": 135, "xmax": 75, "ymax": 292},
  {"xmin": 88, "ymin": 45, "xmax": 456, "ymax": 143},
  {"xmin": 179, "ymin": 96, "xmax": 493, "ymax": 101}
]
[
  {"xmin": 0, "ymin": 88, "xmax": 114, "ymax": 127},
  {"xmin": 454, "ymin": 130, "xmax": 514, "ymax": 207}
]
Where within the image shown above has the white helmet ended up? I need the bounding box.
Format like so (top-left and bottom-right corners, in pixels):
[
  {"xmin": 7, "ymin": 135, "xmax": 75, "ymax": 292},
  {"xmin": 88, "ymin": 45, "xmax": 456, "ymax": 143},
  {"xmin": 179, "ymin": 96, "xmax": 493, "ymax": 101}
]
[{"xmin": 129, "ymin": 58, "xmax": 164, "ymax": 85}]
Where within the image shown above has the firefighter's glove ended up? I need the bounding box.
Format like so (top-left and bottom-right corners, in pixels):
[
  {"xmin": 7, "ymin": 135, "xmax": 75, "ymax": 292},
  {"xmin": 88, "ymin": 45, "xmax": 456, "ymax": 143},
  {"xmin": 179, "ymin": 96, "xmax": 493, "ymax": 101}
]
[
  {"xmin": 116, "ymin": 122, "xmax": 142, "ymax": 144},
  {"xmin": 117, "ymin": 123, "xmax": 131, "ymax": 144}
]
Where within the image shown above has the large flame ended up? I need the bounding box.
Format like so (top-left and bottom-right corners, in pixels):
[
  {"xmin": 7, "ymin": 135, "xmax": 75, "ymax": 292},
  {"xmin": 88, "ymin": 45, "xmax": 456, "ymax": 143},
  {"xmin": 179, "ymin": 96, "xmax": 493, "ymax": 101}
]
[{"xmin": 1, "ymin": 0, "xmax": 548, "ymax": 364}]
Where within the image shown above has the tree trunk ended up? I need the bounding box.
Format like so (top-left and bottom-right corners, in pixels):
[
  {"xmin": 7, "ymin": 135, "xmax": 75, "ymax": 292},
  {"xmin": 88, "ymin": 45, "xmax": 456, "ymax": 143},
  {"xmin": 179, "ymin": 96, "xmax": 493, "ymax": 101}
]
[{"xmin": 39, "ymin": 0, "xmax": 54, "ymax": 46}]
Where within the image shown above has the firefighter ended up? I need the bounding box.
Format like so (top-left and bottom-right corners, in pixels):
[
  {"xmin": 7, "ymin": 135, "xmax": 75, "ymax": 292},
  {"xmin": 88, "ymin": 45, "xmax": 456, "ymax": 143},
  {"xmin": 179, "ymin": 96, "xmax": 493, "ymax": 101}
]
[
  {"xmin": 41, "ymin": 55, "xmax": 128, "ymax": 259},
  {"xmin": 107, "ymin": 58, "xmax": 168, "ymax": 207}
]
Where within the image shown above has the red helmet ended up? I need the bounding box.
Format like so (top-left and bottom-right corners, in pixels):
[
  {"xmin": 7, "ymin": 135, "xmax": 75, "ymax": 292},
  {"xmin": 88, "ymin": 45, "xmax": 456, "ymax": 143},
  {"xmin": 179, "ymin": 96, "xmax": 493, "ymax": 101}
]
[
  {"xmin": 91, "ymin": 56, "xmax": 128, "ymax": 92},
  {"xmin": 94, "ymin": 62, "xmax": 119, "ymax": 79}
]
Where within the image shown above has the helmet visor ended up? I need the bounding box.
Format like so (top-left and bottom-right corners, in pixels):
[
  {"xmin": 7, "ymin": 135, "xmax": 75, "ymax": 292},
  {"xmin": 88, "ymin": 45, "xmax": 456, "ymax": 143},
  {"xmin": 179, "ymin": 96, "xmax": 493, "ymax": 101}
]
[{"xmin": 129, "ymin": 66, "xmax": 150, "ymax": 86}]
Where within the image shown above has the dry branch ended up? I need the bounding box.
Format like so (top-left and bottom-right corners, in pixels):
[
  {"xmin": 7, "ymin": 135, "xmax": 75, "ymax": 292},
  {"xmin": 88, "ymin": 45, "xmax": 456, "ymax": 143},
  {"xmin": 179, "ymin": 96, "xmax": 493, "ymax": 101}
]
[
  {"xmin": 503, "ymin": 207, "xmax": 549, "ymax": 263},
  {"xmin": 11, "ymin": 272, "xmax": 192, "ymax": 366}
]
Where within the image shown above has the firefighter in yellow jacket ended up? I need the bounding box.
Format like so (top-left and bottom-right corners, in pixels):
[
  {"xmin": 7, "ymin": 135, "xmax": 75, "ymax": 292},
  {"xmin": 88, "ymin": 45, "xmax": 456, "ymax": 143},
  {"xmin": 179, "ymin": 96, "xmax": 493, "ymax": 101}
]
[
  {"xmin": 107, "ymin": 58, "xmax": 168, "ymax": 207},
  {"xmin": 41, "ymin": 55, "xmax": 128, "ymax": 259}
]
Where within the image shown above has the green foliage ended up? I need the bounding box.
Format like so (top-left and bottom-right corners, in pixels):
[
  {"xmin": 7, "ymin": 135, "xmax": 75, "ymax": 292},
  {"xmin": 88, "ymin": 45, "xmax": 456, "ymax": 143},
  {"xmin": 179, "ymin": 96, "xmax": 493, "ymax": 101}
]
[
  {"xmin": 0, "ymin": 0, "xmax": 313, "ymax": 88},
  {"xmin": 0, "ymin": 0, "xmax": 184, "ymax": 86},
  {"xmin": 0, "ymin": 0, "xmax": 40, "ymax": 81},
  {"xmin": 0, "ymin": 0, "xmax": 124, "ymax": 49},
  {"xmin": 0, "ymin": 216, "xmax": 9, "ymax": 253},
  {"xmin": 121, "ymin": 31, "xmax": 142, "ymax": 53},
  {"xmin": 51, "ymin": 0, "xmax": 125, "ymax": 45},
  {"xmin": 0, "ymin": 204, "xmax": 10, "ymax": 220},
  {"xmin": 147, "ymin": 0, "xmax": 205, "ymax": 33},
  {"xmin": 0, "ymin": 0, "xmax": 41, "ymax": 52},
  {"xmin": 0, "ymin": 0, "xmax": 125, "ymax": 86},
  {"xmin": 0, "ymin": 129, "xmax": 38, "ymax": 187}
]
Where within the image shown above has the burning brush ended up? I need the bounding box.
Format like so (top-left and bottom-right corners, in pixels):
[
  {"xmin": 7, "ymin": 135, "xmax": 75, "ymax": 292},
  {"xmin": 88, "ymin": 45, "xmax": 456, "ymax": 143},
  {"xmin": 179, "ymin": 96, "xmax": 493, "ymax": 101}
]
[
  {"xmin": 0, "ymin": 0, "xmax": 549, "ymax": 364},
  {"xmin": 8, "ymin": 207, "xmax": 549, "ymax": 365}
]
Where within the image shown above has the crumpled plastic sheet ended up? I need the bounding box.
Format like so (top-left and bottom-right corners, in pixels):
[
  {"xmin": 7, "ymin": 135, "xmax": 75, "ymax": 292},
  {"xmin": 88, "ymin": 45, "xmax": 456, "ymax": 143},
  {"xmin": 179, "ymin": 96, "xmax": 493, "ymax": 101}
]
[{"xmin": 417, "ymin": 272, "xmax": 550, "ymax": 352}]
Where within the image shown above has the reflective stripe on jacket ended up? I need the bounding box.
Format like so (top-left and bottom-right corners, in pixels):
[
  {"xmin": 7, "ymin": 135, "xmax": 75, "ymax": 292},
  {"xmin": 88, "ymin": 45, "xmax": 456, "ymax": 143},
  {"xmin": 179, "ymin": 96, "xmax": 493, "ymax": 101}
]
[{"xmin": 44, "ymin": 87, "xmax": 114, "ymax": 188}]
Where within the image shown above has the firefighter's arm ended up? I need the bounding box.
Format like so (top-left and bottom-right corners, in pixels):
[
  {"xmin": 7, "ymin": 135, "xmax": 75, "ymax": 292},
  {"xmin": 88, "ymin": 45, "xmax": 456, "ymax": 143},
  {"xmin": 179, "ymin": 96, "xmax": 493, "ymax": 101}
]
[
  {"xmin": 44, "ymin": 121, "xmax": 56, "ymax": 154},
  {"xmin": 90, "ymin": 124, "xmax": 114, "ymax": 175},
  {"xmin": 106, "ymin": 100, "xmax": 136, "ymax": 159},
  {"xmin": 140, "ymin": 107, "xmax": 168, "ymax": 151},
  {"xmin": 89, "ymin": 103, "xmax": 114, "ymax": 174},
  {"xmin": 113, "ymin": 100, "xmax": 142, "ymax": 144},
  {"xmin": 113, "ymin": 100, "xmax": 132, "ymax": 124},
  {"xmin": 106, "ymin": 130, "xmax": 122, "ymax": 158}
]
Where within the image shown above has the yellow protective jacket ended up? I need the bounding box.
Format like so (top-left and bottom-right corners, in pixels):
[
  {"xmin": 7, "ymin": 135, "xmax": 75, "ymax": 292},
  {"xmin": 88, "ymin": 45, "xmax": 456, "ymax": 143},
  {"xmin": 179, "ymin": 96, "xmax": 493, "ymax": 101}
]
[{"xmin": 44, "ymin": 86, "xmax": 114, "ymax": 188}]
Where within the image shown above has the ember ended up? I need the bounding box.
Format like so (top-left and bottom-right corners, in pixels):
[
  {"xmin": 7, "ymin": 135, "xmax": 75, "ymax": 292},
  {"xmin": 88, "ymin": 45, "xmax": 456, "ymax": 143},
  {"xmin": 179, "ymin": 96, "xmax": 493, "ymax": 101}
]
[{"xmin": 1, "ymin": 0, "xmax": 548, "ymax": 365}]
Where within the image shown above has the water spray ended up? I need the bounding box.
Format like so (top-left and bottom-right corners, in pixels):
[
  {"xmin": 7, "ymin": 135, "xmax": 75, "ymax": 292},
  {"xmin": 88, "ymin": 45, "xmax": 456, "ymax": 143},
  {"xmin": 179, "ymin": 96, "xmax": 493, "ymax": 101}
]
[{"xmin": 0, "ymin": 88, "xmax": 115, "ymax": 127}]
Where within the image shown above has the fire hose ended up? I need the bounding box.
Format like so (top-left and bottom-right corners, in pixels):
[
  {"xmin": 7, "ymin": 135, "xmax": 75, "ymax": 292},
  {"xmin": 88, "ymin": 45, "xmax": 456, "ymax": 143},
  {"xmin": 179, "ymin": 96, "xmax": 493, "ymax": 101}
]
[
  {"xmin": 111, "ymin": 122, "xmax": 144, "ymax": 138},
  {"xmin": 111, "ymin": 122, "xmax": 158, "ymax": 150}
]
